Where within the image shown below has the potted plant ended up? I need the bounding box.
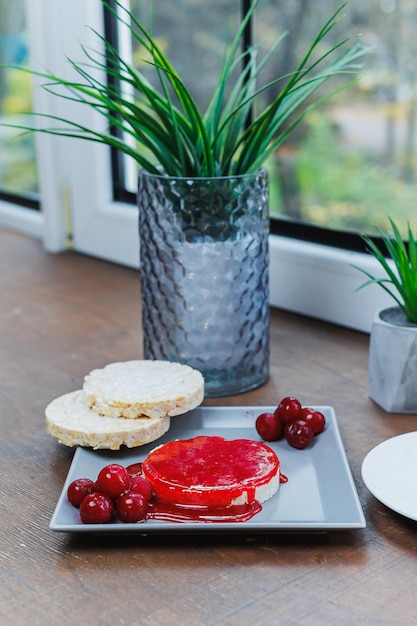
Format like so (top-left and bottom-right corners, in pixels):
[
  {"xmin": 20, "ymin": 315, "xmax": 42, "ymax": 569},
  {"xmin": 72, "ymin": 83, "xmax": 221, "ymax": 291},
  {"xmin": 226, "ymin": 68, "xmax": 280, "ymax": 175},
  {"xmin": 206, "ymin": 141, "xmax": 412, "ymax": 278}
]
[
  {"xmin": 355, "ymin": 218, "xmax": 417, "ymax": 413},
  {"xmin": 3, "ymin": 0, "xmax": 368, "ymax": 395}
]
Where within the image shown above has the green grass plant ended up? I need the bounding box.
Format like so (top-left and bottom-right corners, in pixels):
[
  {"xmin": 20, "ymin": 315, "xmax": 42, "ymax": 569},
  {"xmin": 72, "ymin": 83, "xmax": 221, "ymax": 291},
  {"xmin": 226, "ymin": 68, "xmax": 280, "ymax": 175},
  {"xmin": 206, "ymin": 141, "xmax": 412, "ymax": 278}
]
[
  {"xmin": 1, "ymin": 0, "xmax": 368, "ymax": 178},
  {"xmin": 355, "ymin": 218, "xmax": 417, "ymax": 323}
]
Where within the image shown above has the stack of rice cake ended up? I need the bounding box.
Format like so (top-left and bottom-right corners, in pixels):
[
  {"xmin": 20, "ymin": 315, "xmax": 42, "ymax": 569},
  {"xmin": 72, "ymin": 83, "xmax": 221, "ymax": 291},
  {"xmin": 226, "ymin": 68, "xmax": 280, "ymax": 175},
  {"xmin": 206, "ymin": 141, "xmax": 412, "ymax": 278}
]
[{"xmin": 45, "ymin": 360, "xmax": 204, "ymax": 450}]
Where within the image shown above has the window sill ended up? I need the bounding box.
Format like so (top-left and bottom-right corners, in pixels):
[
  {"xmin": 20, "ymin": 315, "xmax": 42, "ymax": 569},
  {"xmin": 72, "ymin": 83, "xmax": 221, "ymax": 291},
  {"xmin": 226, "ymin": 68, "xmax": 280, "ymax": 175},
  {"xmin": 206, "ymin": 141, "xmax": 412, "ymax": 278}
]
[
  {"xmin": 269, "ymin": 235, "xmax": 393, "ymax": 333},
  {"xmin": 0, "ymin": 200, "xmax": 44, "ymax": 240}
]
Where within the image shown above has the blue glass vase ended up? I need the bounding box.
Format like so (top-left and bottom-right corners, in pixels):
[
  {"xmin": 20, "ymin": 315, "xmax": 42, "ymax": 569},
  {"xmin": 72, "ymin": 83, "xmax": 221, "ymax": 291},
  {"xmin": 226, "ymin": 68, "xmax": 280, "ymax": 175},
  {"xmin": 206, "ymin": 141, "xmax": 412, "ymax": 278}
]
[{"xmin": 138, "ymin": 168, "xmax": 270, "ymax": 397}]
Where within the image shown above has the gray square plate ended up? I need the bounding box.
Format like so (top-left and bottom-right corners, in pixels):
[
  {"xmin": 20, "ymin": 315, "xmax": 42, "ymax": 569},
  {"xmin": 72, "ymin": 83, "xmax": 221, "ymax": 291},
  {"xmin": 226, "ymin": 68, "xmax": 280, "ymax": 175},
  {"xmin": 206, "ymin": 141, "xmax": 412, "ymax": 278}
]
[{"xmin": 50, "ymin": 405, "xmax": 365, "ymax": 533}]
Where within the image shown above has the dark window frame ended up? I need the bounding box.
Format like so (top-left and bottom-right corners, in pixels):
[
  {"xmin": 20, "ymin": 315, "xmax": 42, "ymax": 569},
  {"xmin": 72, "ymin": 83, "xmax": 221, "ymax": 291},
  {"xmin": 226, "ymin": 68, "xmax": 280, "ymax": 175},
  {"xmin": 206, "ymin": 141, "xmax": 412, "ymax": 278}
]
[{"xmin": 0, "ymin": 189, "xmax": 39, "ymax": 210}]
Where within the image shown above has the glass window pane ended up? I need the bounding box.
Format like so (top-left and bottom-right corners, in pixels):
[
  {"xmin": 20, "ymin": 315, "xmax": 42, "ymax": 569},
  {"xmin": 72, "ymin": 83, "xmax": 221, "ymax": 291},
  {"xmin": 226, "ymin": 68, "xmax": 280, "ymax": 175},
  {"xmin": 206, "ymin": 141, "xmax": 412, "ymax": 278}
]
[
  {"xmin": 255, "ymin": 0, "xmax": 417, "ymax": 237},
  {"xmin": 129, "ymin": 0, "xmax": 239, "ymax": 112},
  {"xmin": 0, "ymin": 0, "xmax": 38, "ymax": 198}
]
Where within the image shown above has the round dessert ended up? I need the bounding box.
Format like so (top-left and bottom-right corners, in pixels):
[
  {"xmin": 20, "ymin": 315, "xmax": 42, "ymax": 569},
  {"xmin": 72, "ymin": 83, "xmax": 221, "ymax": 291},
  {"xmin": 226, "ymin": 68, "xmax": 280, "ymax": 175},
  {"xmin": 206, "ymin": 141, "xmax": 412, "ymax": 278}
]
[
  {"xmin": 45, "ymin": 390, "xmax": 170, "ymax": 450},
  {"xmin": 142, "ymin": 435, "xmax": 280, "ymax": 508},
  {"xmin": 83, "ymin": 360, "xmax": 204, "ymax": 419}
]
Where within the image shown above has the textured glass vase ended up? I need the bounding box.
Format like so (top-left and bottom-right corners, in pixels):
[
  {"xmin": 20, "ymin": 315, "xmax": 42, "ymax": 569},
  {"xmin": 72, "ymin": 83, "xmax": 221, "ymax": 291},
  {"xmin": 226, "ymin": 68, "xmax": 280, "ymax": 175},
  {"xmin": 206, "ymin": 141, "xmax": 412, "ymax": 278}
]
[{"xmin": 138, "ymin": 168, "xmax": 270, "ymax": 397}]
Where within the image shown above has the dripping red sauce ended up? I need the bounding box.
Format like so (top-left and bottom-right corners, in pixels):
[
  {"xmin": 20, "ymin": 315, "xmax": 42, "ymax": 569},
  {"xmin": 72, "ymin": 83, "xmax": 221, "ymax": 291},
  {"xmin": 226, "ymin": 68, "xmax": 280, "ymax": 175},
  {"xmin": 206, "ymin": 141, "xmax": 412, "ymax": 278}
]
[{"xmin": 147, "ymin": 499, "xmax": 263, "ymax": 523}]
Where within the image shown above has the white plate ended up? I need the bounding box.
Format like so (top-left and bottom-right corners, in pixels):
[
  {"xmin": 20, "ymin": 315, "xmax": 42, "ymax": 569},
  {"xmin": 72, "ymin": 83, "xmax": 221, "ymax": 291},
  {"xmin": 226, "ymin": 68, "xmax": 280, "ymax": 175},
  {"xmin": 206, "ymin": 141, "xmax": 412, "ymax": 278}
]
[
  {"xmin": 362, "ymin": 431, "xmax": 417, "ymax": 520},
  {"xmin": 50, "ymin": 405, "xmax": 365, "ymax": 533}
]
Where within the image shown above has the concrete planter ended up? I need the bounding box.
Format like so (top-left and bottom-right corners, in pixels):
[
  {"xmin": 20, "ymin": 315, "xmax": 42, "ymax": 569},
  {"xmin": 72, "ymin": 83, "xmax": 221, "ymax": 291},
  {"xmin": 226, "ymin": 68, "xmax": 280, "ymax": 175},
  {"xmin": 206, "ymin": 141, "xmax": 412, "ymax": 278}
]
[{"xmin": 369, "ymin": 306, "xmax": 417, "ymax": 413}]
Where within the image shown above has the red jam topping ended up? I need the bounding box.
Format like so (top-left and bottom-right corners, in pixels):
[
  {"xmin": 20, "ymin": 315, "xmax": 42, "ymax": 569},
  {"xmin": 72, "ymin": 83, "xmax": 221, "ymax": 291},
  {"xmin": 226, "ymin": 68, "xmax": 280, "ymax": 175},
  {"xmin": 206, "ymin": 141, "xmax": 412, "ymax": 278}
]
[{"xmin": 142, "ymin": 435, "xmax": 280, "ymax": 516}]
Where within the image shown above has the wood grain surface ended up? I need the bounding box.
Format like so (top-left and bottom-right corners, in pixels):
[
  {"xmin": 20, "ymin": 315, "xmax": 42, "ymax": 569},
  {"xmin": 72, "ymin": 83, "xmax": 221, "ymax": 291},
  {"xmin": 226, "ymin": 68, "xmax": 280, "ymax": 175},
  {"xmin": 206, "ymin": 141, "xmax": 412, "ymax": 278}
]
[{"xmin": 1, "ymin": 228, "xmax": 416, "ymax": 626}]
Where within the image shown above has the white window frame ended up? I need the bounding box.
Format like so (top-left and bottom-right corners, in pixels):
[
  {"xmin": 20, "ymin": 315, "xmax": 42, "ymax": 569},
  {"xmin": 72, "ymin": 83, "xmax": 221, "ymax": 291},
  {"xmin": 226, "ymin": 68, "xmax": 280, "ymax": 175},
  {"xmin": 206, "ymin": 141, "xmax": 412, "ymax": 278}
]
[
  {"xmin": 1, "ymin": 0, "xmax": 394, "ymax": 333},
  {"xmin": 22, "ymin": 0, "xmax": 139, "ymax": 263}
]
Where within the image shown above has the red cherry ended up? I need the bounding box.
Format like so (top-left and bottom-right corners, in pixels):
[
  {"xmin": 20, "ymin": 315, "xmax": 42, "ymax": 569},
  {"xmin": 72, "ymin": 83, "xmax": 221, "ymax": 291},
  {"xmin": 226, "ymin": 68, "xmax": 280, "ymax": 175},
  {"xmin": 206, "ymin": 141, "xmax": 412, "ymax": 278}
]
[
  {"xmin": 284, "ymin": 420, "xmax": 314, "ymax": 449},
  {"xmin": 126, "ymin": 462, "xmax": 143, "ymax": 478},
  {"xmin": 96, "ymin": 463, "xmax": 131, "ymax": 498},
  {"xmin": 67, "ymin": 478, "xmax": 96, "ymax": 508},
  {"xmin": 79, "ymin": 492, "xmax": 114, "ymax": 524},
  {"xmin": 275, "ymin": 396, "xmax": 302, "ymax": 425},
  {"xmin": 299, "ymin": 408, "xmax": 326, "ymax": 435},
  {"xmin": 130, "ymin": 475, "xmax": 153, "ymax": 503},
  {"xmin": 255, "ymin": 412, "xmax": 282, "ymax": 441},
  {"xmin": 116, "ymin": 492, "xmax": 148, "ymax": 523}
]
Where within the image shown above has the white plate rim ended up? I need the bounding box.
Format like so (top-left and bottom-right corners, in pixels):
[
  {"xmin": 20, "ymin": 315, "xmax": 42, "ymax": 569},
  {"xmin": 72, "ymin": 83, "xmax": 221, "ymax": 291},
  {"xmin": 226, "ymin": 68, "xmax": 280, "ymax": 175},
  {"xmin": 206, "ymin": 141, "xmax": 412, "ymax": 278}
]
[{"xmin": 361, "ymin": 431, "xmax": 417, "ymax": 521}]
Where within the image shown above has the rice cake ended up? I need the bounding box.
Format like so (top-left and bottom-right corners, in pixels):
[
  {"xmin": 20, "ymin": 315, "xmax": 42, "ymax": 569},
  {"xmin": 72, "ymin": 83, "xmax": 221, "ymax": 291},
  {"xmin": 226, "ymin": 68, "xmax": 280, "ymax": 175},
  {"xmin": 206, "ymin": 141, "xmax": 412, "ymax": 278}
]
[
  {"xmin": 83, "ymin": 360, "xmax": 204, "ymax": 419},
  {"xmin": 45, "ymin": 390, "xmax": 170, "ymax": 450}
]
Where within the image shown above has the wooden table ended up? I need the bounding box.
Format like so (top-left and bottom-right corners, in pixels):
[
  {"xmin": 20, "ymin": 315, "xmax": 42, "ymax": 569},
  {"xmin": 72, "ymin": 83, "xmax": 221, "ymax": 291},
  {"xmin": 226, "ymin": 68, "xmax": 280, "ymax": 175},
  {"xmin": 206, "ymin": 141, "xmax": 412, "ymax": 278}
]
[{"xmin": 1, "ymin": 228, "xmax": 417, "ymax": 626}]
